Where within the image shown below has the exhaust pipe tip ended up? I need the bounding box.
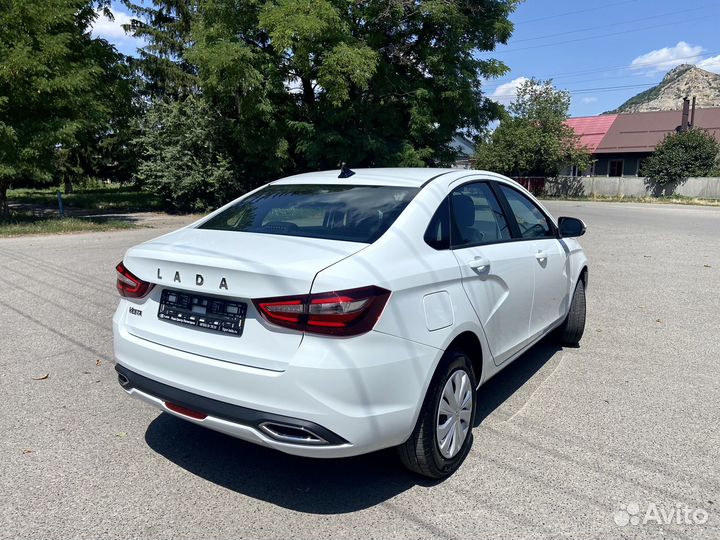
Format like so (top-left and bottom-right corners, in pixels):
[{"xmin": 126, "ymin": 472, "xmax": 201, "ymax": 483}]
[
  {"xmin": 258, "ymin": 421, "xmax": 328, "ymax": 445},
  {"xmin": 117, "ymin": 373, "xmax": 130, "ymax": 387}
]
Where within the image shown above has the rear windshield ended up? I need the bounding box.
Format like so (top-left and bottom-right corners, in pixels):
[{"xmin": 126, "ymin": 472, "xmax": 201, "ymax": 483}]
[{"xmin": 198, "ymin": 184, "xmax": 419, "ymax": 243}]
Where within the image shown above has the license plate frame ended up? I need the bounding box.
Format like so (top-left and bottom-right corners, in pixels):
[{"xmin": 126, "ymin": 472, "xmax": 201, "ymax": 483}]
[{"xmin": 157, "ymin": 289, "xmax": 247, "ymax": 337}]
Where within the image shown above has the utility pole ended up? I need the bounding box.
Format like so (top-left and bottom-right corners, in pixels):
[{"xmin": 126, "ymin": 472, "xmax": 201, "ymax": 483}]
[
  {"xmin": 680, "ymin": 97, "xmax": 690, "ymax": 132},
  {"xmin": 690, "ymin": 96, "xmax": 696, "ymax": 128}
]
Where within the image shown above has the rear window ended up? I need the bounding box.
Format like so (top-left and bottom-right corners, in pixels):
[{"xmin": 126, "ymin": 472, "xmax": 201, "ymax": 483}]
[{"xmin": 198, "ymin": 184, "xmax": 419, "ymax": 243}]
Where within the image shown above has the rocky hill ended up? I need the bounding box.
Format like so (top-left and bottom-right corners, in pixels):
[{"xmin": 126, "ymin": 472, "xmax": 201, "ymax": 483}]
[{"xmin": 608, "ymin": 65, "xmax": 720, "ymax": 113}]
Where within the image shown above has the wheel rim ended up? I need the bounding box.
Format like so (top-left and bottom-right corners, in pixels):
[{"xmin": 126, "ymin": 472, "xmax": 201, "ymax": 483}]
[{"xmin": 436, "ymin": 369, "xmax": 473, "ymax": 459}]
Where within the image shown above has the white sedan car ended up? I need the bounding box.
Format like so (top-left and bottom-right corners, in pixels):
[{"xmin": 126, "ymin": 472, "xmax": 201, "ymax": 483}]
[{"xmin": 113, "ymin": 168, "xmax": 587, "ymax": 478}]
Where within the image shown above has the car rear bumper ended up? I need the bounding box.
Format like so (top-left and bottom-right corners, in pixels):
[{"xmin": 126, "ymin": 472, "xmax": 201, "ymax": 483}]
[{"xmin": 113, "ymin": 317, "xmax": 442, "ymax": 458}]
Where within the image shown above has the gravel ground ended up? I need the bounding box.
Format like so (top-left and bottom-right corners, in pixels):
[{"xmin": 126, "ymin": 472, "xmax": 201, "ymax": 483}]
[{"xmin": 0, "ymin": 200, "xmax": 719, "ymax": 540}]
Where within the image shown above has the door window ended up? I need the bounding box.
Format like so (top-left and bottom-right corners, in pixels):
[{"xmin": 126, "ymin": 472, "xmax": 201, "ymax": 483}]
[
  {"xmin": 609, "ymin": 159, "xmax": 624, "ymax": 177},
  {"xmin": 498, "ymin": 185, "xmax": 554, "ymax": 239},
  {"xmin": 449, "ymin": 183, "xmax": 511, "ymax": 248}
]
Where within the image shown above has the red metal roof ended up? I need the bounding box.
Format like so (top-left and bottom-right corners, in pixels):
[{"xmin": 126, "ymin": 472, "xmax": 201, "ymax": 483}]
[
  {"xmin": 594, "ymin": 108, "xmax": 720, "ymax": 154},
  {"xmin": 565, "ymin": 115, "xmax": 618, "ymax": 152},
  {"xmin": 566, "ymin": 108, "xmax": 720, "ymax": 154}
]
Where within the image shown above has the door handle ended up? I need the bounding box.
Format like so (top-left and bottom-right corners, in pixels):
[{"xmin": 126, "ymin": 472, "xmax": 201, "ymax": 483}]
[
  {"xmin": 535, "ymin": 250, "xmax": 547, "ymax": 261},
  {"xmin": 468, "ymin": 256, "xmax": 490, "ymax": 272}
]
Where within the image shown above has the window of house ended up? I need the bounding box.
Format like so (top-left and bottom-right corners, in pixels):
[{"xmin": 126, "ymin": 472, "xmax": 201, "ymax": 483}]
[{"xmin": 609, "ymin": 159, "xmax": 624, "ymax": 177}]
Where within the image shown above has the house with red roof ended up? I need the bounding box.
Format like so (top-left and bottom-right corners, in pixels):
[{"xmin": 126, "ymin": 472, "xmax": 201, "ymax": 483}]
[{"xmin": 565, "ymin": 107, "xmax": 720, "ymax": 177}]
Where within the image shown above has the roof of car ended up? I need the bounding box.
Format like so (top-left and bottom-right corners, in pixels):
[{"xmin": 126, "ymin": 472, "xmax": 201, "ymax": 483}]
[{"xmin": 272, "ymin": 168, "xmax": 505, "ymax": 188}]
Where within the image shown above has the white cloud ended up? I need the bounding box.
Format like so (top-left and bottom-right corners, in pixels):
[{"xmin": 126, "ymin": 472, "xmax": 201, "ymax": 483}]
[
  {"xmin": 630, "ymin": 41, "xmax": 704, "ymax": 75},
  {"xmin": 91, "ymin": 7, "xmax": 133, "ymax": 40},
  {"xmin": 490, "ymin": 76, "xmax": 529, "ymax": 106},
  {"xmin": 581, "ymin": 96, "xmax": 598, "ymax": 104},
  {"xmin": 697, "ymin": 55, "xmax": 720, "ymax": 74}
]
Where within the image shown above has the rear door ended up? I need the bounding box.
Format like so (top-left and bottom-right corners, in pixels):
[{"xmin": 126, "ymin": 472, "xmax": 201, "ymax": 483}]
[
  {"xmin": 496, "ymin": 184, "xmax": 570, "ymax": 338},
  {"xmin": 448, "ymin": 181, "xmax": 536, "ymax": 366}
]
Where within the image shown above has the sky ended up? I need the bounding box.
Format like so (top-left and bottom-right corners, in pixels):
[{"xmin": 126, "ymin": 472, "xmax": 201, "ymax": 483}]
[{"xmin": 92, "ymin": 0, "xmax": 720, "ymax": 118}]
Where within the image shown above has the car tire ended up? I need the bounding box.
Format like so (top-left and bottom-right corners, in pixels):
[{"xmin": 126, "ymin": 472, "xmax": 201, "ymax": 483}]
[
  {"xmin": 398, "ymin": 349, "xmax": 477, "ymax": 479},
  {"xmin": 558, "ymin": 278, "xmax": 586, "ymax": 346}
]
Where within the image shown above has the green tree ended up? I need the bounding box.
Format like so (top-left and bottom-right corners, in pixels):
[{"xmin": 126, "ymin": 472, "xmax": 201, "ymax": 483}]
[
  {"xmin": 121, "ymin": 0, "xmax": 198, "ymax": 96},
  {"xmin": 0, "ymin": 0, "xmax": 131, "ymax": 212},
  {"xmin": 133, "ymin": 95, "xmax": 237, "ymax": 212},
  {"xmin": 473, "ymin": 78, "xmax": 590, "ymax": 177},
  {"xmin": 641, "ymin": 129, "xmax": 720, "ymax": 191},
  {"xmin": 185, "ymin": 0, "xmax": 516, "ymax": 183}
]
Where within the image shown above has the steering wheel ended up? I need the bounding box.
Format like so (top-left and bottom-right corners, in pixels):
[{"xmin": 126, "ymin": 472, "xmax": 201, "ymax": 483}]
[{"xmin": 518, "ymin": 222, "xmax": 546, "ymax": 237}]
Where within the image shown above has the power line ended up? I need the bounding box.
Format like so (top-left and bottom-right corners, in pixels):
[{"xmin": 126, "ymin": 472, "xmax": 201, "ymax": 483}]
[
  {"xmin": 494, "ymin": 16, "xmax": 709, "ymax": 54},
  {"xmin": 511, "ymin": 5, "xmax": 711, "ymax": 44},
  {"xmin": 480, "ymin": 50, "xmax": 720, "ymax": 93},
  {"xmin": 516, "ymin": 50, "xmax": 720, "ymax": 79},
  {"xmin": 513, "ymin": 0, "xmax": 640, "ymax": 25},
  {"xmin": 490, "ymin": 83, "xmax": 657, "ymax": 98}
]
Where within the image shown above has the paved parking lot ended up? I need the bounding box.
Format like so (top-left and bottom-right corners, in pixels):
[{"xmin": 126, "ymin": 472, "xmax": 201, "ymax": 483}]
[{"xmin": 1, "ymin": 201, "xmax": 719, "ymax": 539}]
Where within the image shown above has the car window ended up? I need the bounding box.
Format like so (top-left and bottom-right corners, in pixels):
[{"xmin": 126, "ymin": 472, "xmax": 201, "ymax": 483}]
[
  {"xmin": 424, "ymin": 198, "xmax": 450, "ymax": 250},
  {"xmin": 199, "ymin": 184, "xmax": 418, "ymax": 244},
  {"xmin": 498, "ymin": 185, "xmax": 554, "ymax": 239},
  {"xmin": 449, "ymin": 182, "xmax": 511, "ymax": 248}
]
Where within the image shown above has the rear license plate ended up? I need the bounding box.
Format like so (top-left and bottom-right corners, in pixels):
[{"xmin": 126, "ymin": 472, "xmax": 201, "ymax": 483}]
[{"xmin": 158, "ymin": 289, "xmax": 247, "ymax": 336}]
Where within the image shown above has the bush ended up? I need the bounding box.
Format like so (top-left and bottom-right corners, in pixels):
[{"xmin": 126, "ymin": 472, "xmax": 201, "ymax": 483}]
[
  {"xmin": 133, "ymin": 96, "xmax": 240, "ymax": 212},
  {"xmin": 641, "ymin": 128, "xmax": 720, "ymax": 187}
]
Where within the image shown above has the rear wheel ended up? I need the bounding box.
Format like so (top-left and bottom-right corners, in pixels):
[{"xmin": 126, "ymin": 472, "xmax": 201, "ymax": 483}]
[
  {"xmin": 558, "ymin": 278, "xmax": 586, "ymax": 346},
  {"xmin": 398, "ymin": 349, "xmax": 476, "ymax": 478}
]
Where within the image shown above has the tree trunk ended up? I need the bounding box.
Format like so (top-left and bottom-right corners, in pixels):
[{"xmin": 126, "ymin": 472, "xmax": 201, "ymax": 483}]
[
  {"xmin": 64, "ymin": 176, "xmax": 73, "ymax": 194},
  {"xmin": 301, "ymin": 77, "xmax": 315, "ymax": 112},
  {"xmin": 0, "ymin": 182, "xmax": 8, "ymax": 216}
]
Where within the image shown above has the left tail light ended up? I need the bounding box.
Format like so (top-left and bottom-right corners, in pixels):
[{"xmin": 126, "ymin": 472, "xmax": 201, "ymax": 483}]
[
  {"xmin": 116, "ymin": 261, "xmax": 154, "ymax": 298},
  {"xmin": 254, "ymin": 286, "xmax": 390, "ymax": 337}
]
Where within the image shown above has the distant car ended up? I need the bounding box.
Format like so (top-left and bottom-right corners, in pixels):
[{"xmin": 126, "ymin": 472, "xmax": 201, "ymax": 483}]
[{"xmin": 113, "ymin": 168, "xmax": 588, "ymax": 478}]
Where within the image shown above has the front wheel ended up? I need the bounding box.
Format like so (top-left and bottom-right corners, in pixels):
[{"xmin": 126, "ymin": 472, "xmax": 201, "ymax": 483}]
[{"xmin": 398, "ymin": 349, "xmax": 476, "ymax": 478}]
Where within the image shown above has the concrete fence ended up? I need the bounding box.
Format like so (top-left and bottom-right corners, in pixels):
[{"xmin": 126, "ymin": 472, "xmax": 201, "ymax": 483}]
[{"xmin": 543, "ymin": 176, "xmax": 720, "ymax": 199}]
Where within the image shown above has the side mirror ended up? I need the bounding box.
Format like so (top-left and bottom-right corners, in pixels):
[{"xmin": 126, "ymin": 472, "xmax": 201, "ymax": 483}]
[{"xmin": 558, "ymin": 216, "xmax": 586, "ymax": 238}]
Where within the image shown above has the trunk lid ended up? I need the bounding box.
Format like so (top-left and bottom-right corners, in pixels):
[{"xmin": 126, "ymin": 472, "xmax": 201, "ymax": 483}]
[{"xmin": 121, "ymin": 228, "xmax": 366, "ymax": 371}]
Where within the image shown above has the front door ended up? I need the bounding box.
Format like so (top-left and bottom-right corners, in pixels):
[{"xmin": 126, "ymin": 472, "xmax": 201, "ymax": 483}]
[{"xmin": 497, "ymin": 184, "xmax": 570, "ymax": 338}]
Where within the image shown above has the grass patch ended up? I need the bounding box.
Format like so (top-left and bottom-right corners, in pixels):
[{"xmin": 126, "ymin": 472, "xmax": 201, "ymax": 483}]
[
  {"xmin": 8, "ymin": 183, "xmax": 162, "ymax": 212},
  {"xmin": 0, "ymin": 212, "xmax": 138, "ymax": 237},
  {"xmin": 541, "ymin": 194, "xmax": 720, "ymax": 207}
]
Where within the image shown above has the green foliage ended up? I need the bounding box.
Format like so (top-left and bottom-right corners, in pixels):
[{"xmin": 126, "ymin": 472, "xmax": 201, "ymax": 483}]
[
  {"xmin": 0, "ymin": 212, "xmax": 136, "ymax": 237},
  {"xmin": 474, "ymin": 78, "xmax": 591, "ymax": 177},
  {"xmin": 641, "ymin": 128, "xmax": 720, "ymax": 186},
  {"xmin": 0, "ymin": 0, "xmax": 132, "ymax": 211},
  {"xmin": 3, "ymin": 0, "xmax": 520, "ymax": 217},
  {"xmin": 121, "ymin": 0, "xmax": 198, "ymax": 96},
  {"xmin": 8, "ymin": 183, "xmax": 162, "ymax": 212},
  {"xmin": 133, "ymin": 96, "xmax": 238, "ymax": 212},
  {"xmin": 186, "ymin": 0, "xmax": 518, "ymax": 181}
]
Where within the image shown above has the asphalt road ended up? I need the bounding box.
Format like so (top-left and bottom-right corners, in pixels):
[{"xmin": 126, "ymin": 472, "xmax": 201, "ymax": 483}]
[{"xmin": 1, "ymin": 201, "xmax": 719, "ymax": 540}]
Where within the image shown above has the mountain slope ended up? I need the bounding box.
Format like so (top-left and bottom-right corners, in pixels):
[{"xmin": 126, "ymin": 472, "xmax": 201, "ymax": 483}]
[{"xmin": 608, "ymin": 65, "xmax": 720, "ymax": 114}]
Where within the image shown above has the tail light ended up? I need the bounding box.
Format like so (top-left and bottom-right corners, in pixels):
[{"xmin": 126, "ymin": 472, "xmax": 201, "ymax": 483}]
[
  {"xmin": 254, "ymin": 286, "xmax": 390, "ymax": 337},
  {"xmin": 116, "ymin": 261, "xmax": 154, "ymax": 298}
]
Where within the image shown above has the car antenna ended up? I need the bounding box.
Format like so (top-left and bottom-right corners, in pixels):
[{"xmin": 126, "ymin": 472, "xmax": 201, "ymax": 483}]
[{"xmin": 338, "ymin": 162, "xmax": 355, "ymax": 179}]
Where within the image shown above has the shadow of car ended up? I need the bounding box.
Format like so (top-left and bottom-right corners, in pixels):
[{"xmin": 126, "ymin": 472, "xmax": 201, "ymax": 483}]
[{"xmin": 144, "ymin": 336, "xmax": 563, "ymax": 513}]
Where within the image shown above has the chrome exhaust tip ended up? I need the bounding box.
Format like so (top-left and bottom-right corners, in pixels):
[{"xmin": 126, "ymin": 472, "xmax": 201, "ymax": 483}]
[
  {"xmin": 258, "ymin": 421, "xmax": 328, "ymax": 445},
  {"xmin": 117, "ymin": 373, "xmax": 130, "ymax": 387}
]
